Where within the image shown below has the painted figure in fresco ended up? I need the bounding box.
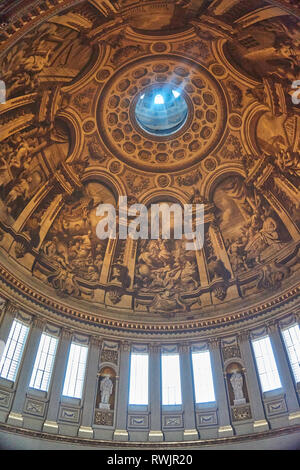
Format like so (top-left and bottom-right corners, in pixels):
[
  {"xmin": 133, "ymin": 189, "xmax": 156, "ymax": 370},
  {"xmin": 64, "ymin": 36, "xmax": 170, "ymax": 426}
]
[
  {"xmin": 135, "ymin": 238, "xmax": 200, "ymax": 294},
  {"xmin": 100, "ymin": 376, "xmax": 113, "ymax": 405}
]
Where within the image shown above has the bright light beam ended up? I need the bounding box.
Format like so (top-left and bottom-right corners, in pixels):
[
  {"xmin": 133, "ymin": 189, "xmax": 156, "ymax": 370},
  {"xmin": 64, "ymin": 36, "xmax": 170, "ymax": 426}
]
[{"xmin": 154, "ymin": 94, "xmax": 164, "ymax": 104}]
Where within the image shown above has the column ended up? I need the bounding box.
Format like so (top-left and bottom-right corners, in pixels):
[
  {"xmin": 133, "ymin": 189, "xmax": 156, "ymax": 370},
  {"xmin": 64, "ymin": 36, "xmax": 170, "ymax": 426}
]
[
  {"xmin": 0, "ymin": 302, "xmax": 17, "ymax": 345},
  {"xmin": 209, "ymin": 338, "xmax": 234, "ymax": 437},
  {"xmin": 43, "ymin": 328, "xmax": 72, "ymax": 433},
  {"xmin": 238, "ymin": 331, "xmax": 269, "ymax": 432},
  {"xmin": 208, "ymin": 221, "xmax": 239, "ymax": 301},
  {"xmin": 7, "ymin": 316, "xmax": 44, "ymax": 427},
  {"xmin": 148, "ymin": 343, "xmax": 163, "ymax": 441},
  {"xmin": 267, "ymin": 322, "xmax": 300, "ymax": 425},
  {"xmin": 113, "ymin": 341, "xmax": 130, "ymax": 441},
  {"xmin": 179, "ymin": 343, "xmax": 198, "ymax": 440},
  {"xmin": 78, "ymin": 336, "xmax": 101, "ymax": 438}
]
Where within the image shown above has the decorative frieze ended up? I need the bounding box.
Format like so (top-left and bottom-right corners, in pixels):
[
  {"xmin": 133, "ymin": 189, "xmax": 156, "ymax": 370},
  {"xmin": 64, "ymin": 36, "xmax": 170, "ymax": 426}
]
[
  {"xmin": 23, "ymin": 398, "xmax": 46, "ymax": 418},
  {"xmin": 231, "ymin": 404, "xmax": 252, "ymax": 422},
  {"xmin": 94, "ymin": 410, "xmax": 114, "ymax": 426},
  {"xmin": 128, "ymin": 414, "xmax": 149, "ymax": 428},
  {"xmin": 0, "ymin": 389, "xmax": 13, "ymax": 409},
  {"xmin": 264, "ymin": 396, "xmax": 288, "ymax": 416},
  {"xmin": 58, "ymin": 406, "xmax": 81, "ymax": 424},
  {"xmin": 100, "ymin": 349, "xmax": 118, "ymax": 365},
  {"xmin": 196, "ymin": 411, "xmax": 218, "ymax": 427},
  {"xmin": 162, "ymin": 414, "xmax": 183, "ymax": 429}
]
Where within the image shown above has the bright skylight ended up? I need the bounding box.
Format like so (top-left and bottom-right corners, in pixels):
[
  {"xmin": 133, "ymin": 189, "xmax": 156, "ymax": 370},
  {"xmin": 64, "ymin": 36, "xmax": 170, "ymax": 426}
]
[
  {"xmin": 172, "ymin": 90, "xmax": 180, "ymax": 98},
  {"xmin": 154, "ymin": 94, "xmax": 164, "ymax": 104}
]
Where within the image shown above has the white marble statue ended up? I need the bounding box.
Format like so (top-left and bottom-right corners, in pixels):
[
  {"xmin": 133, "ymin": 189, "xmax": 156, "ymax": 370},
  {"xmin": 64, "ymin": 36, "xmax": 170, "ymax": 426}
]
[
  {"xmin": 99, "ymin": 375, "xmax": 113, "ymax": 409},
  {"xmin": 230, "ymin": 371, "xmax": 246, "ymax": 405}
]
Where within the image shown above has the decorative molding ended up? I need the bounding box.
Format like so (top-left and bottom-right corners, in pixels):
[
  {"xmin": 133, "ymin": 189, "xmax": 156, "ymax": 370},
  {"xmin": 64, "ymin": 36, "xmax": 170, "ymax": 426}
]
[
  {"xmin": 0, "ymin": 422, "xmax": 299, "ymax": 448},
  {"xmin": 94, "ymin": 409, "xmax": 114, "ymax": 426}
]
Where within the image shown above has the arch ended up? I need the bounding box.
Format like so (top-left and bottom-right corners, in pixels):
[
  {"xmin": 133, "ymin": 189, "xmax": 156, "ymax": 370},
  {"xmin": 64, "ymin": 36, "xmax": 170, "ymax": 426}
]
[
  {"xmin": 242, "ymin": 101, "xmax": 270, "ymax": 156},
  {"xmin": 139, "ymin": 187, "xmax": 190, "ymax": 207},
  {"xmin": 55, "ymin": 108, "xmax": 84, "ymax": 164},
  {"xmin": 81, "ymin": 168, "xmax": 127, "ymax": 203},
  {"xmin": 212, "ymin": 39, "xmax": 261, "ymax": 88},
  {"xmin": 201, "ymin": 163, "xmax": 246, "ymax": 202}
]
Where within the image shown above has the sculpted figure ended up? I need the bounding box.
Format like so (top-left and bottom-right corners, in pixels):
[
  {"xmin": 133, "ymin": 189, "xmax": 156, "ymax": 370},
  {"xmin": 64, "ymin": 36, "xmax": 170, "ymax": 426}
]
[
  {"xmin": 100, "ymin": 376, "xmax": 113, "ymax": 406},
  {"xmin": 230, "ymin": 371, "xmax": 245, "ymax": 404}
]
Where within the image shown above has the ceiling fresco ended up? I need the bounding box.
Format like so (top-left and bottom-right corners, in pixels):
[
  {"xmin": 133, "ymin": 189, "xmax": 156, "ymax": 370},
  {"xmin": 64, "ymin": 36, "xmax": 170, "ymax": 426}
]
[{"xmin": 0, "ymin": 0, "xmax": 299, "ymax": 328}]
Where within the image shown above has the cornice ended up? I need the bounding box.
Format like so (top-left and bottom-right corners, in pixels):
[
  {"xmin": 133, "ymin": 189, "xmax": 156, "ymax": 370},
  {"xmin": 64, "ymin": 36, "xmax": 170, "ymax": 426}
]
[
  {"xmin": 0, "ymin": 422, "xmax": 299, "ymax": 449},
  {"xmin": 0, "ymin": 259, "xmax": 299, "ymax": 339}
]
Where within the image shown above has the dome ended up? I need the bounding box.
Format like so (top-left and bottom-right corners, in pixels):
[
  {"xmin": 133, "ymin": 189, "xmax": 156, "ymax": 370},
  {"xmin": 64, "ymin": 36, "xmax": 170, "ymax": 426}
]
[{"xmin": 0, "ymin": 0, "xmax": 299, "ymax": 452}]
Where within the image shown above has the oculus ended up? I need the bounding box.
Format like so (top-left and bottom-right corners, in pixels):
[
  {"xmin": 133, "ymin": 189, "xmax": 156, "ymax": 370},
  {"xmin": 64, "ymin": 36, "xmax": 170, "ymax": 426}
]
[{"xmin": 134, "ymin": 85, "xmax": 188, "ymax": 136}]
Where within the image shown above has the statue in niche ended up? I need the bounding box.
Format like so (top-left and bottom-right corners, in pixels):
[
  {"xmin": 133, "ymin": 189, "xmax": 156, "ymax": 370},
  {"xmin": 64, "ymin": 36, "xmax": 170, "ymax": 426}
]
[
  {"xmin": 99, "ymin": 375, "xmax": 113, "ymax": 409},
  {"xmin": 230, "ymin": 371, "xmax": 246, "ymax": 406}
]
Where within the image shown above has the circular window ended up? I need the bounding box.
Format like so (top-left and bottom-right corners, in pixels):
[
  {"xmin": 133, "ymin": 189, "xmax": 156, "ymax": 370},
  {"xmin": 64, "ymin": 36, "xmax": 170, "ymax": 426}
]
[{"xmin": 134, "ymin": 85, "xmax": 189, "ymax": 136}]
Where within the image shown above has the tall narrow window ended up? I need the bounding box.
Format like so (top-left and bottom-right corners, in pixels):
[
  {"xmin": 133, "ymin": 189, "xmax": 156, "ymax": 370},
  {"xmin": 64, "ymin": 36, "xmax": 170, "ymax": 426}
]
[
  {"xmin": 161, "ymin": 353, "xmax": 182, "ymax": 405},
  {"xmin": 62, "ymin": 342, "xmax": 88, "ymax": 399},
  {"xmin": 252, "ymin": 336, "xmax": 282, "ymax": 392},
  {"xmin": 0, "ymin": 319, "xmax": 29, "ymax": 381},
  {"xmin": 129, "ymin": 353, "xmax": 149, "ymax": 405},
  {"xmin": 282, "ymin": 324, "xmax": 300, "ymax": 383},
  {"xmin": 192, "ymin": 350, "xmax": 216, "ymax": 403},
  {"xmin": 29, "ymin": 333, "xmax": 58, "ymax": 392}
]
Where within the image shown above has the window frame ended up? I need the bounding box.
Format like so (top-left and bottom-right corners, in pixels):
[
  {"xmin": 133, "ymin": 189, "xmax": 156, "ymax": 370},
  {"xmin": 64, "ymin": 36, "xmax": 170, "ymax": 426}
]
[
  {"xmin": 62, "ymin": 341, "xmax": 89, "ymax": 400},
  {"xmin": 161, "ymin": 352, "xmax": 182, "ymax": 406},
  {"xmin": 281, "ymin": 324, "xmax": 300, "ymax": 385},
  {"xmin": 29, "ymin": 332, "xmax": 58, "ymax": 392},
  {"xmin": 191, "ymin": 349, "xmax": 216, "ymax": 405},
  {"xmin": 0, "ymin": 319, "xmax": 30, "ymax": 383},
  {"xmin": 251, "ymin": 335, "xmax": 282, "ymax": 394},
  {"xmin": 128, "ymin": 351, "xmax": 149, "ymax": 406}
]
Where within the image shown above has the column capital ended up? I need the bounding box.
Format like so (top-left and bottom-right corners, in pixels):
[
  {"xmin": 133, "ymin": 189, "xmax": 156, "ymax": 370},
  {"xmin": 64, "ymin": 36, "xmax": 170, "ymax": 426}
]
[
  {"xmin": 4, "ymin": 301, "xmax": 18, "ymax": 317},
  {"xmin": 32, "ymin": 316, "xmax": 46, "ymax": 330},
  {"xmin": 237, "ymin": 330, "xmax": 250, "ymax": 343},
  {"xmin": 120, "ymin": 340, "xmax": 131, "ymax": 352},
  {"xmin": 178, "ymin": 342, "xmax": 190, "ymax": 354},
  {"xmin": 266, "ymin": 320, "xmax": 279, "ymax": 334},
  {"xmin": 90, "ymin": 336, "xmax": 102, "ymax": 348},
  {"xmin": 208, "ymin": 337, "xmax": 221, "ymax": 350},
  {"xmin": 61, "ymin": 328, "xmax": 73, "ymax": 340},
  {"xmin": 149, "ymin": 343, "xmax": 161, "ymax": 353}
]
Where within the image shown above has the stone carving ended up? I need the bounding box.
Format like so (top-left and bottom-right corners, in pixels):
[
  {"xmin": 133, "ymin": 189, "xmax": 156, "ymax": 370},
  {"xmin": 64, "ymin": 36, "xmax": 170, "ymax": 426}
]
[
  {"xmin": 101, "ymin": 349, "xmax": 118, "ymax": 365},
  {"xmin": 230, "ymin": 371, "xmax": 246, "ymax": 405},
  {"xmin": 99, "ymin": 375, "xmax": 113, "ymax": 409},
  {"xmin": 232, "ymin": 405, "xmax": 252, "ymax": 422},
  {"xmin": 94, "ymin": 410, "xmax": 114, "ymax": 426},
  {"xmin": 222, "ymin": 345, "xmax": 241, "ymax": 361},
  {"xmin": 220, "ymin": 134, "xmax": 243, "ymax": 160}
]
